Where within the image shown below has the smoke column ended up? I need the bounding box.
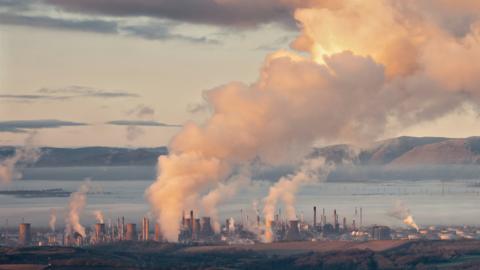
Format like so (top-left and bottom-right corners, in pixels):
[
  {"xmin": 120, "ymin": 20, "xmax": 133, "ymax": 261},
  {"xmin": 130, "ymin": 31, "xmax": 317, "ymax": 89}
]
[
  {"xmin": 201, "ymin": 174, "xmax": 249, "ymax": 233},
  {"xmin": 93, "ymin": 210, "xmax": 104, "ymax": 224},
  {"xmin": 0, "ymin": 133, "xmax": 41, "ymax": 184},
  {"xmin": 49, "ymin": 208, "xmax": 57, "ymax": 232},
  {"xmin": 65, "ymin": 179, "xmax": 91, "ymax": 237},
  {"xmin": 389, "ymin": 200, "xmax": 420, "ymax": 231},
  {"xmin": 263, "ymin": 158, "xmax": 332, "ymax": 242},
  {"xmin": 148, "ymin": 0, "xmax": 480, "ymax": 241}
]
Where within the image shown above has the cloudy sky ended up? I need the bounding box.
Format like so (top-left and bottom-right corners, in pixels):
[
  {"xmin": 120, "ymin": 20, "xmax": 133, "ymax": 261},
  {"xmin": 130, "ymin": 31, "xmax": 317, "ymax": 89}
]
[{"xmin": 2, "ymin": 0, "xmax": 480, "ymax": 147}]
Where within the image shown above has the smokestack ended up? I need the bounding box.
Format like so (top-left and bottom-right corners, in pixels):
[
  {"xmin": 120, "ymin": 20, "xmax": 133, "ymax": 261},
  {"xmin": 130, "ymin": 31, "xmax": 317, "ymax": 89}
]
[
  {"xmin": 343, "ymin": 217, "xmax": 347, "ymax": 231},
  {"xmin": 182, "ymin": 210, "xmax": 185, "ymax": 227},
  {"xmin": 18, "ymin": 223, "xmax": 31, "ymax": 246},
  {"xmin": 122, "ymin": 217, "xmax": 125, "ymax": 240},
  {"xmin": 190, "ymin": 210, "xmax": 195, "ymax": 240},
  {"xmin": 125, "ymin": 223, "xmax": 137, "ymax": 241},
  {"xmin": 95, "ymin": 223, "xmax": 105, "ymax": 243},
  {"xmin": 360, "ymin": 207, "xmax": 363, "ymax": 227},
  {"xmin": 154, "ymin": 223, "xmax": 162, "ymax": 242},
  {"xmin": 313, "ymin": 206, "xmax": 317, "ymax": 227},
  {"xmin": 142, "ymin": 217, "xmax": 149, "ymax": 241}
]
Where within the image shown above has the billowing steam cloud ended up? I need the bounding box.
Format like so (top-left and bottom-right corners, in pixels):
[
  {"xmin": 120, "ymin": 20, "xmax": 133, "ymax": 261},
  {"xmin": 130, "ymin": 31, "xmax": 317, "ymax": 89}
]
[
  {"xmin": 148, "ymin": 0, "xmax": 480, "ymax": 241},
  {"xmin": 93, "ymin": 210, "xmax": 104, "ymax": 224},
  {"xmin": 0, "ymin": 133, "xmax": 41, "ymax": 184},
  {"xmin": 49, "ymin": 208, "xmax": 57, "ymax": 232},
  {"xmin": 65, "ymin": 179, "xmax": 91, "ymax": 237},
  {"xmin": 389, "ymin": 200, "xmax": 420, "ymax": 231}
]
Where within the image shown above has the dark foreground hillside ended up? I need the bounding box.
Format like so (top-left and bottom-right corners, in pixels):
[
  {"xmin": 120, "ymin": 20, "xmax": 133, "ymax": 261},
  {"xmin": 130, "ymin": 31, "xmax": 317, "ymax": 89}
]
[{"xmin": 2, "ymin": 240, "xmax": 480, "ymax": 269}]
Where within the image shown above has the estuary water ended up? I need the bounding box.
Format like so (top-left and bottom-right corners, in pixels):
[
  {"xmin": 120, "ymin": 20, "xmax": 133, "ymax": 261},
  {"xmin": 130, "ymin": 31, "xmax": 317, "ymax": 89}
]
[{"xmin": 0, "ymin": 166, "xmax": 479, "ymax": 230}]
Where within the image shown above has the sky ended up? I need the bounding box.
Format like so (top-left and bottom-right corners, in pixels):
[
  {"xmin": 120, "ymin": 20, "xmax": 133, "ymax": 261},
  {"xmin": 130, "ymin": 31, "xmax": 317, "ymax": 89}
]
[{"xmin": 1, "ymin": 0, "xmax": 480, "ymax": 147}]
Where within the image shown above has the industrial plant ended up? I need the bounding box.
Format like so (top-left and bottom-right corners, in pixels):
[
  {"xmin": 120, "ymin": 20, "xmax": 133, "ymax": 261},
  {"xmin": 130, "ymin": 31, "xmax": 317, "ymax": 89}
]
[{"xmin": 2, "ymin": 205, "xmax": 480, "ymax": 248}]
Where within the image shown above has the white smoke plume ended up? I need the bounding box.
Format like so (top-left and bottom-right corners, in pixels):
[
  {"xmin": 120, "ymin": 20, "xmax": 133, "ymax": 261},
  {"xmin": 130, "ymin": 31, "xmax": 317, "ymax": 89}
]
[
  {"xmin": 201, "ymin": 174, "xmax": 250, "ymax": 233},
  {"xmin": 65, "ymin": 179, "xmax": 91, "ymax": 237},
  {"xmin": 93, "ymin": 210, "xmax": 104, "ymax": 224},
  {"xmin": 263, "ymin": 157, "xmax": 333, "ymax": 242},
  {"xmin": 49, "ymin": 208, "xmax": 57, "ymax": 232},
  {"xmin": 389, "ymin": 200, "xmax": 420, "ymax": 231},
  {"xmin": 0, "ymin": 133, "xmax": 41, "ymax": 184},
  {"xmin": 228, "ymin": 217, "xmax": 235, "ymax": 232},
  {"xmin": 147, "ymin": 0, "xmax": 480, "ymax": 241}
]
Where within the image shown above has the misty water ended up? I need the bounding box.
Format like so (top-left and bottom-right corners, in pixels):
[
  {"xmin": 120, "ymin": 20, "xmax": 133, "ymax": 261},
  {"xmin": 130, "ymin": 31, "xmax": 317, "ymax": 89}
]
[{"xmin": 1, "ymin": 166, "xmax": 480, "ymax": 230}]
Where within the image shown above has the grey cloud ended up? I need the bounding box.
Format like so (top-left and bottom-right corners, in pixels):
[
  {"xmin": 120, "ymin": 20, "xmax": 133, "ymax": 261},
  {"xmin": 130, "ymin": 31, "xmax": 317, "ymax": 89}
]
[
  {"xmin": 0, "ymin": 86, "xmax": 140, "ymax": 102},
  {"xmin": 127, "ymin": 104, "xmax": 155, "ymax": 119},
  {"xmin": 0, "ymin": 12, "xmax": 118, "ymax": 33},
  {"xmin": 0, "ymin": 94, "xmax": 70, "ymax": 101},
  {"xmin": 0, "ymin": 11, "xmax": 219, "ymax": 44},
  {"xmin": 44, "ymin": 0, "xmax": 301, "ymax": 28},
  {"xmin": 0, "ymin": 120, "xmax": 87, "ymax": 133},
  {"xmin": 107, "ymin": 120, "xmax": 181, "ymax": 127},
  {"xmin": 122, "ymin": 24, "xmax": 220, "ymax": 44},
  {"xmin": 38, "ymin": 85, "xmax": 140, "ymax": 98}
]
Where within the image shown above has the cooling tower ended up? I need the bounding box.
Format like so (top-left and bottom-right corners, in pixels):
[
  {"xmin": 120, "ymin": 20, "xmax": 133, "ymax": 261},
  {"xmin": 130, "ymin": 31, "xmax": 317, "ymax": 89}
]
[
  {"xmin": 125, "ymin": 223, "xmax": 137, "ymax": 241},
  {"xmin": 18, "ymin": 223, "xmax": 31, "ymax": 246},
  {"xmin": 285, "ymin": 220, "xmax": 301, "ymax": 241},
  {"xmin": 95, "ymin": 223, "xmax": 105, "ymax": 243},
  {"xmin": 200, "ymin": 217, "xmax": 214, "ymax": 237}
]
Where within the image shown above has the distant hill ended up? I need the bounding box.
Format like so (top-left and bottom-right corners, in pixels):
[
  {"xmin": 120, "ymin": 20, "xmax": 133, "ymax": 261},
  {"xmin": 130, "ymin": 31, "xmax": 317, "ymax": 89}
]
[
  {"xmin": 313, "ymin": 136, "xmax": 480, "ymax": 166},
  {"xmin": 0, "ymin": 146, "xmax": 168, "ymax": 167},
  {"xmin": 2, "ymin": 136, "xmax": 480, "ymax": 168}
]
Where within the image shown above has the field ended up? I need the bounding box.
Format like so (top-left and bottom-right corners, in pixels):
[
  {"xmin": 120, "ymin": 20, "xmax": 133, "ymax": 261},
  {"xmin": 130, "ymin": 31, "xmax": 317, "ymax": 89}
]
[{"xmin": 2, "ymin": 240, "xmax": 480, "ymax": 269}]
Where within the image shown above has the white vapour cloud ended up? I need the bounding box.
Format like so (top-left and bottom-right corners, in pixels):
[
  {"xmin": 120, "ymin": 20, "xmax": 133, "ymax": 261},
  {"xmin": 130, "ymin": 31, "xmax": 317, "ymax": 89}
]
[
  {"xmin": 389, "ymin": 200, "xmax": 420, "ymax": 231},
  {"xmin": 0, "ymin": 132, "xmax": 41, "ymax": 184},
  {"xmin": 65, "ymin": 179, "xmax": 91, "ymax": 237}
]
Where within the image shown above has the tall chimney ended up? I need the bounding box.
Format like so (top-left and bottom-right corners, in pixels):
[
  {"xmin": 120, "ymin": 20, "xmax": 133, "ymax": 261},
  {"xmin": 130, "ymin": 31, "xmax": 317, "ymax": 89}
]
[
  {"xmin": 121, "ymin": 216, "xmax": 125, "ymax": 240},
  {"xmin": 142, "ymin": 217, "xmax": 149, "ymax": 241},
  {"xmin": 190, "ymin": 210, "xmax": 195, "ymax": 239},
  {"xmin": 313, "ymin": 206, "xmax": 317, "ymax": 227},
  {"xmin": 18, "ymin": 223, "xmax": 31, "ymax": 246},
  {"xmin": 182, "ymin": 210, "xmax": 185, "ymax": 227},
  {"xmin": 154, "ymin": 223, "xmax": 162, "ymax": 241},
  {"xmin": 360, "ymin": 207, "xmax": 363, "ymax": 227}
]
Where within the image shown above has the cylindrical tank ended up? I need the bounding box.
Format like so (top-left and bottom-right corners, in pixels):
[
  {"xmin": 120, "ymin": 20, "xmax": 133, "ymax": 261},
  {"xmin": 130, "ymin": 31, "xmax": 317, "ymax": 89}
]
[
  {"xmin": 18, "ymin": 223, "xmax": 31, "ymax": 246},
  {"xmin": 125, "ymin": 223, "xmax": 137, "ymax": 241}
]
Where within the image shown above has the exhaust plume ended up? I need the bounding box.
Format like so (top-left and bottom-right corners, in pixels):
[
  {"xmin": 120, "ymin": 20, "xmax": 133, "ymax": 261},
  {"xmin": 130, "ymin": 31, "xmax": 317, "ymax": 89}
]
[
  {"xmin": 93, "ymin": 210, "xmax": 104, "ymax": 224},
  {"xmin": 201, "ymin": 174, "xmax": 250, "ymax": 233},
  {"xmin": 0, "ymin": 133, "xmax": 41, "ymax": 184},
  {"xmin": 49, "ymin": 208, "xmax": 56, "ymax": 232},
  {"xmin": 148, "ymin": 0, "xmax": 480, "ymax": 241},
  {"xmin": 389, "ymin": 200, "xmax": 419, "ymax": 231},
  {"xmin": 263, "ymin": 157, "xmax": 332, "ymax": 242},
  {"xmin": 65, "ymin": 179, "xmax": 91, "ymax": 237}
]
